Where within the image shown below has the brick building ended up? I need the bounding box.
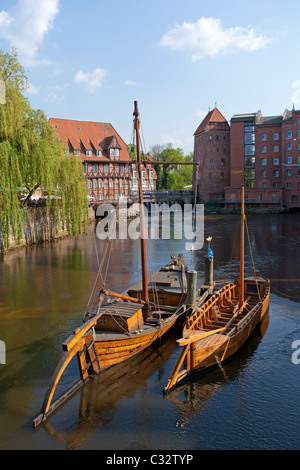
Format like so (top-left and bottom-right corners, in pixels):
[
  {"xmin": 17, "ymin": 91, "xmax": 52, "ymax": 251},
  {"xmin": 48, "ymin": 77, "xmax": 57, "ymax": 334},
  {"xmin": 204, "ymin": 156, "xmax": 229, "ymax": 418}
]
[
  {"xmin": 193, "ymin": 107, "xmax": 300, "ymax": 210},
  {"xmin": 50, "ymin": 118, "xmax": 156, "ymax": 204},
  {"xmin": 193, "ymin": 107, "xmax": 230, "ymax": 202}
]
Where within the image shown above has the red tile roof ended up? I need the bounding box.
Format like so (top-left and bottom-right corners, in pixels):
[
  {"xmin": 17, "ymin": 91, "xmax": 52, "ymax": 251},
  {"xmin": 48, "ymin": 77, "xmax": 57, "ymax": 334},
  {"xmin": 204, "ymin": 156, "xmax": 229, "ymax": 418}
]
[
  {"xmin": 194, "ymin": 107, "xmax": 228, "ymax": 135},
  {"xmin": 50, "ymin": 118, "xmax": 132, "ymax": 163}
]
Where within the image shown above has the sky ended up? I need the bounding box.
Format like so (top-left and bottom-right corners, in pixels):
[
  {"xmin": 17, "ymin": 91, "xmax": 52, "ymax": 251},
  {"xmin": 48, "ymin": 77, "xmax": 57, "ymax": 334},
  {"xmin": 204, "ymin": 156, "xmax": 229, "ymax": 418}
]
[{"xmin": 0, "ymin": 0, "xmax": 300, "ymax": 155}]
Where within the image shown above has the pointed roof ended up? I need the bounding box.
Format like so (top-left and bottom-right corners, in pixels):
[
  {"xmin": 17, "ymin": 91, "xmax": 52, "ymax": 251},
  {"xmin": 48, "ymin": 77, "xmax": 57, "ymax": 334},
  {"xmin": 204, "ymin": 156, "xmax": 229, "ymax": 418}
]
[
  {"xmin": 194, "ymin": 107, "xmax": 228, "ymax": 135},
  {"xmin": 50, "ymin": 118, "xmax": 132, "ymax": 162}
]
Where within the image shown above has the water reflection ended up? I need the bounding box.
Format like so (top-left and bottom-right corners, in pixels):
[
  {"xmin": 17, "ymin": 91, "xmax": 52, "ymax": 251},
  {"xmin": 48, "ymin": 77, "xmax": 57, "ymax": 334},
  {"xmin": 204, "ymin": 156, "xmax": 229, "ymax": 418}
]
[
  {"xmin": 167, "ymin": 313, "xmax": 270, "ymax": 430},
  {"xmin": 0, "ymin": 212, "xmax": 300, "ymax": 450},
  {"xmin": 40, "ymin": 334, "xmax": 178, "ymax": 449}
]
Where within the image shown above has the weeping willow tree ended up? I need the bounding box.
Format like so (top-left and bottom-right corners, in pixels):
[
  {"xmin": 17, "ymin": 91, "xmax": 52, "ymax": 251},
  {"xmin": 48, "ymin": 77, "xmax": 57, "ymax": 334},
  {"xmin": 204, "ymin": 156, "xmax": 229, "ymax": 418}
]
[{"xmin": 0, "ymin": 49, "xmax": 88, "ymax": 249}]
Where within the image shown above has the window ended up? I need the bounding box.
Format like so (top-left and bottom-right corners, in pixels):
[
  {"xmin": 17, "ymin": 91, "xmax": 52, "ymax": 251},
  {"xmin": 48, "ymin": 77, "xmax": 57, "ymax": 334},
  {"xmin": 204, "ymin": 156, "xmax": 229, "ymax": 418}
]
[
  {"xmin": 298, "ymin": 182, "xmax": 300, "ymax": 190},
  {"xmin": 298, "ymin": 156, "xmax": 300, "ymax": 164},
  {"xmin": 98, "ymin": 181, "xmax": 103, "ymax": 188},
  {"xmin": 93, "ymin": 181, "xmax": 97, "ymax": 188},
  {"xmin": 132, "ymin": 170, "xmax": 137, "ymax": 178},
  {"xmin": 287, "ymin": 130, "xmax": 292, "ymax": 138},
  {"xmin": 258, "ymin": 193, "xmax": 263, "ymax": 200},
  {"xmin": 142, "ymin": 170, "xmax": 145, "ymax": 177},
  {"xmin": 298, "ymin": 130, "xmax": 300, "ymax": 138},
  {"xmin": 292, "ymin": 195, "xmax": 298, "ymax": 203},
  {"xmin": 220, "ymin": 172, "xmax": 224, "ymax": 180},
  {"xmin": 210, "ymin": 158, "xmax": 214, "ymax": 165},
  {"xmin": 87, "ymin": 181, "xmax": 92, "ymax": 188},
  {"xmin": 262, "ymin": 183, "xmax": 267, "ymax": 188},
  {"xmin": 261, "ymin": 145, "xmax": 267, "ymax": 153},
  {"xmin": 245, "ymin": 157, "xmax": 255, "ymax": 168},
  {"xmin": 261, "ymin": 170, "xmax": 267, "ymax": 177},
  {"xmin": 261, "ymin": 133, "xmax": 267, "ymax": 141},
  {"xmin": 98, "ymin": 194, "xmax": 103, "ymax": 201},
  {"xmin": 273, "ymin": 170, "xmax": 279, "ymax": 177},
  {"xmin": 287, "ymin": 143, "xmax": 292, "ymax": 151},
  {"xmin": 245, "ymin": 145, "xmax": 255, "ymax": 155},
  {"xmin": 261, "ymin": 158, "xmax": 267, "ymax": 166},
  {"xmin": 86, "ymin": 150, "xmax": 92, "ymax": 156},
  {"xmin": 273, "ymin": 182, "xmax": 279, "ymax": 188},
  {"xmin": 110, "ymin": 148, "xmax": 119, "ymax": 157},
  {"xmin": 209, "ymin": 172, "xmax": 213, "ymax": 180},
  {"xmin": 109, "ymin": 181, "xmax": 113, "ymax": 188},
  {"xmin": 245, "ymin": 133, "xmax": 255, "ymax": 144},
  {"xmin": 114, "ymin": 193, "xmax": 119, "ymax": 200},
  {"xmin": 96, "ymin": 150, "xmax": 102, "ymax": 157},
  {"xmin": 273, "ymin": 132, "xmax": 279, "ymax": 140},
  {"xmin": 230, "ymin": 194, "xmax": 235, "ymax": 202},
  {"xmin": 287, "ymin": 156, "xmax": 293, "ymax": 164},
  {"xmin": 273, "ymin": 146, "xmax": 279, "ymax": 153},
  {"xmin": 298, "ymin": 143, "xmax": 300, "ymax": 150},
  {"xmin": 287, "ymin": 182, "xmax": 292, "ymax": 189},
  {"xmin": 104, "ymin": 164, "xmax": 109, "ymax": 173},
  {"xmin": 119, "ymin": 181, "xmax": 123, "ymax": 188},
  {"xmin": 273, "ymin": 158, "xmax": 279, "ymax": 166},
  {"xmin": 92, "ymin": 164, "xmax": 98, "ymax": 173},
  {"xmin": 221, "ymin": 159, "xmax": 226, "ymax": 166},
  {"xmin": 271, "ymin": 194, "xmax": 277, "ymax": 202},
  {"xmin": 120, "ymin": 165, "xmax": 124, "ymax": 174},
  {"xmin": 74, "ymin": 149, "xmax": 80, "ymax": 156},
  {"xmin": 287, "ymin": 169, "xmax": 292, "ymax": 177}
]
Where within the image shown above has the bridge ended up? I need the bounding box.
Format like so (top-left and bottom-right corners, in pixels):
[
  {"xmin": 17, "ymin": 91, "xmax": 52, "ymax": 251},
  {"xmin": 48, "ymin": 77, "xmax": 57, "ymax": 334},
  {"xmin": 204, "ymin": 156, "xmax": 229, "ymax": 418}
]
[
  {"xmin": 142, "ymin": 190, "xmax": 194, "ymax": 205},
  {"xmin": 92, "ymin": 190, "xmax": 194, "ymax": 218}
]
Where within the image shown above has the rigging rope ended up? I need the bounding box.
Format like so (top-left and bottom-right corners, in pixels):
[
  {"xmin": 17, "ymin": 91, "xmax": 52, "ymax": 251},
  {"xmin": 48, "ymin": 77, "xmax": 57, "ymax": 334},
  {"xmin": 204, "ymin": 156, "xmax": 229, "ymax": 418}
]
[
  {"xmin": 270, "ymin": 284, "xmax": 300, "ymax": 300},
  {"xmin": 244, "ymin": 217, "xmax": 262, "ymax": 302}
]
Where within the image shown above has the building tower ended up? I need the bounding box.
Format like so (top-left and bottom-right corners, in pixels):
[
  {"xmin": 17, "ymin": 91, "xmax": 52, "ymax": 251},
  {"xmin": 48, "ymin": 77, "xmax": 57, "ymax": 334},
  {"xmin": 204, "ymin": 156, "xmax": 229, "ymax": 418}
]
[{"xmin": 193, "ymin": 107, "xmax": 230, "ymax": 203}]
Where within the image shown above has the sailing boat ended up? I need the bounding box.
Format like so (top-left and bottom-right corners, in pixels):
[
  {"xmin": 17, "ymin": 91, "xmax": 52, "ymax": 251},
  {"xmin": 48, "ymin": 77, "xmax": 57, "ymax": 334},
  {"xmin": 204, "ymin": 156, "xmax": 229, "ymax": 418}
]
[
  {"xmin": 33, "ymin": 102, "xmax": 208, "ymax": 428},
  {"xmin": 164, "ymin": 185, "xmax": 270, "ymax": 393}
]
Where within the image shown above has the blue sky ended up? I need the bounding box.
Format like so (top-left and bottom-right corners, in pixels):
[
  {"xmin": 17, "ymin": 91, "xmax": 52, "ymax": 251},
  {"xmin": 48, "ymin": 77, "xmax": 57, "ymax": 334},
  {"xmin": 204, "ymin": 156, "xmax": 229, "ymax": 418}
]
[{"xmin": 0, "ymin": 0, "xmax": 300, "ymax": 154}]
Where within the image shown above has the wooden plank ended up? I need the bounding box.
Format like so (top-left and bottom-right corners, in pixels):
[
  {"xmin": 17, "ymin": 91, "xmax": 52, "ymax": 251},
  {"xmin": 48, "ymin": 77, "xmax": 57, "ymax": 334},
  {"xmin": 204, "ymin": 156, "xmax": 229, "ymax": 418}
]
[{"xmin": 177, "ymin": 327, "xmax": 226, "ymax": 346}]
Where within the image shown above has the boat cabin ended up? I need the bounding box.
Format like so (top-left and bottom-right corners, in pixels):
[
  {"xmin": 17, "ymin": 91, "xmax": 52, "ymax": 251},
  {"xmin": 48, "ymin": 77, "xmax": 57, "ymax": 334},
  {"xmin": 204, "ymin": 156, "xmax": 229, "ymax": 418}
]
[
  {"xmin": 244, "ymin": 275, "xmax": 266, "ymax": 298},
  {"xmin": 95, "ymin": 302, "xmax": 144, "ymax": 333}
]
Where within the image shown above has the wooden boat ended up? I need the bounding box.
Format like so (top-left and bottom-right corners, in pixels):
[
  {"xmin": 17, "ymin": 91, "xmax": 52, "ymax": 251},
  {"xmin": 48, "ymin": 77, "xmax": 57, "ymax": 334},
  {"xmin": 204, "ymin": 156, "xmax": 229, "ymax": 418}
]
[
  {"xmin": 33, "ymin": 102, "xmax": 210, "ymax": 428},
  {"xmin": 164, "ymin": 185, "xmax": 270, "ymax": 393}
]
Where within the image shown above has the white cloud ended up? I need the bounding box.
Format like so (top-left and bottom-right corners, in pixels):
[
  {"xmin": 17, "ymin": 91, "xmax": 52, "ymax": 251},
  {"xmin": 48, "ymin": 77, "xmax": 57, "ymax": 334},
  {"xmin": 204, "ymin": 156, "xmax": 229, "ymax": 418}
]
[
  {"xmin": 159, "ymin": 17, "xmax": 272, "ymax": 61},
  {"xmin": 0, "ymin": 0, "xmax": 60, "ymax": 65},
  {"xmin": 74, "ymin": 68, "xmax": 108, "ymax": 93},
  {"xmin": 26, "ymin": 83, "xmax": 41, "ymax": 95},
  {"xmin": 161, "ymin": 128, "xmax": 194, "ymax": 152},
  {"xmin": 292, "ymin": 80, "xmax": 300, "ymax": 106},
  {"xmin": 125, "ymin": 80, "xmax": 138, "ymax": 86}
]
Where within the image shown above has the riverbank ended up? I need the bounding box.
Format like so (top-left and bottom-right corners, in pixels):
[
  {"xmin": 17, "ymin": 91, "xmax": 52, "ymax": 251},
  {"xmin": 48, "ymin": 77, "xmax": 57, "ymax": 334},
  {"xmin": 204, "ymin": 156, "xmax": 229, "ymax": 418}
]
[
  {"xmin": 203, "ymin": 201, "xmax": 288, "ymax": 215},
  {"xmin": 0, "ymin": 207, "xmax": 95, "ymax": 254}
]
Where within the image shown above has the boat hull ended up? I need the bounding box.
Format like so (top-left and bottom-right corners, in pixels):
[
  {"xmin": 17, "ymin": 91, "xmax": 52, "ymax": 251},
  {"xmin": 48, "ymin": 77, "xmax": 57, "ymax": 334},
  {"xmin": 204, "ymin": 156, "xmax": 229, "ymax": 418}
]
[
  {"xmin": 93, "ymin": 314, "xmax": 180, "ymax": 370},
  {"xmin": 191, "ymin": 289, "xmax": 269, "ymax": 373},
  {"xmin": 164, "ymin": 278, "xmax": 270, "ymax": 393}
]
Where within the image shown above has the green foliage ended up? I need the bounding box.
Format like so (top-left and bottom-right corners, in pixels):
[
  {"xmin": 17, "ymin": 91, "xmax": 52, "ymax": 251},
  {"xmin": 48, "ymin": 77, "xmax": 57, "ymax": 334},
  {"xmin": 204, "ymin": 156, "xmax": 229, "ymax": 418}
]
[
  {"xmin": 149, "ymin": 143, "xmax": 193, "ymax": 190},
  {"xmin": 0, "ymin": 48, "xmax": 88, "ymax": 249}
]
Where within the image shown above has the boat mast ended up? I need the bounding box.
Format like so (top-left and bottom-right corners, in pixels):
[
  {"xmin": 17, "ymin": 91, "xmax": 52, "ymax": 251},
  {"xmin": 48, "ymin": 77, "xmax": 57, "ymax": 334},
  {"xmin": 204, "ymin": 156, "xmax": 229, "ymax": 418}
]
[
  {"xmin": 239, "ymin": 185, "xmax": 245, "ymax": 307},
  {"xmin": 133, "ymin": 101, "xmax": 149, "ymax": 303}
]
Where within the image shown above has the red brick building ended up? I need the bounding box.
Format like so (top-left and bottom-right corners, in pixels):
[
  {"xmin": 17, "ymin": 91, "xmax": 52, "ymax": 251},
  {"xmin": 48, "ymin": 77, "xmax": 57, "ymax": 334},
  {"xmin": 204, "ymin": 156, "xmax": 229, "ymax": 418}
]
[
  {"xmin": 193, "ymin": 107, "xmax": 230, "ymax": 202},
  {"xmin": 193, "ymin": 107, "xmax": 300, "ymax": 210},
  {"xmin": 50, "ymin": 118, "xmax": 156, "ymax": 204}
]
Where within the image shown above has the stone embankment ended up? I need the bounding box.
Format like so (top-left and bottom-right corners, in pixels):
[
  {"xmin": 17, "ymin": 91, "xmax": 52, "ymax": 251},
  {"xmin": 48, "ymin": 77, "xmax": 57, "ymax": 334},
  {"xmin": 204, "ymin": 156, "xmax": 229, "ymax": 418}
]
[{"xmin": 0, "ymin": 207, "xmax": 95, "ymax": 253}]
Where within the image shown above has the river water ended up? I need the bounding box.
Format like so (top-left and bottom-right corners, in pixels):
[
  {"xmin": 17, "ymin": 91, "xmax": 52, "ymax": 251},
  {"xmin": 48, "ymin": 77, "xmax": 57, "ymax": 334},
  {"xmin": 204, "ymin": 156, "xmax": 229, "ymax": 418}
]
[{"xmin": 0, "ymin": 212, "xmax": 300, "ymax": 450}]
